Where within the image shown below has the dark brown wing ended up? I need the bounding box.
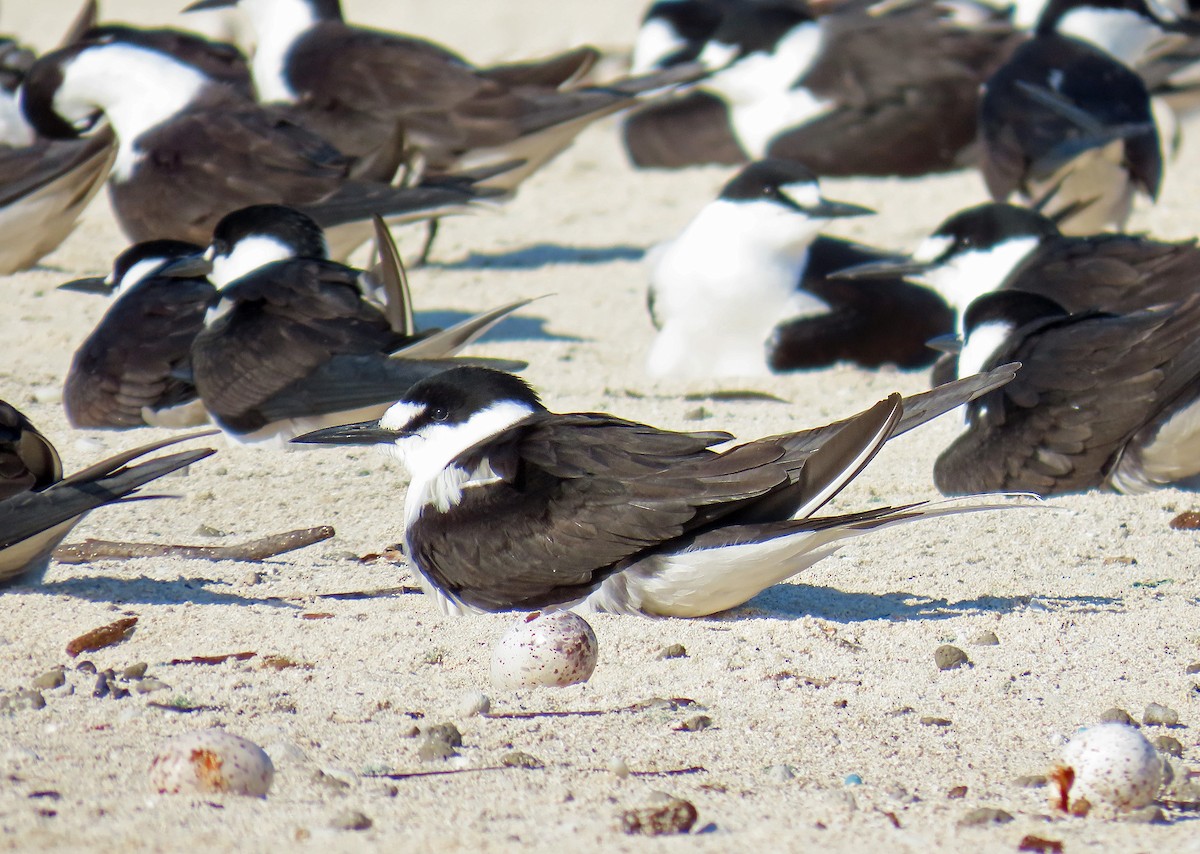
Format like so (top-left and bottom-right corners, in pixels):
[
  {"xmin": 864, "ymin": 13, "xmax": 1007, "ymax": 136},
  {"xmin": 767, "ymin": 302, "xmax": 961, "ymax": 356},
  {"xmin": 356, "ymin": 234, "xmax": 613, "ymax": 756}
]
[
  {"xmin": 935, "ymin": 300, "xmax": 1200, "ymax": 495},
  {"xmin": 64, "ymin": 277, "xmax": 215, "ymax": 428},
  {"xmin": 407, "ymin": 413, "xmax": 803, "ymax": 611},
  {"xmin": 481, "ymin": 47, "xmax": 599, "ymax": 89},
  {"xmin": 622, "ymin": 90, "xmax": 748, "ymax": 168},
  {"xmin": 1005, "ymin": 235, "xmax": 1200, "ymax": 313},
  {"xmin": 769, "ymin": 0, "xmax": 1018, "ymax": 175},
  {"xmin": 191, "ymin": 260, "xmax": 404, "ymax": 432}
]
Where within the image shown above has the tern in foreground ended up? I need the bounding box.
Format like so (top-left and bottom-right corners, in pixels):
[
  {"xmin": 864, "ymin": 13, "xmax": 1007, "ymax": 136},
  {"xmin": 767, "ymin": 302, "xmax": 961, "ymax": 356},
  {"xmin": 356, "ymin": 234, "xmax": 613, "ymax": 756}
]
[
  {"xmin": 0, "ymin": 401, "xmax": 215, "ymax": 585},
  {"xmin": 294, "ymin": 364, "xmax": 1024, "ymax": 617}
]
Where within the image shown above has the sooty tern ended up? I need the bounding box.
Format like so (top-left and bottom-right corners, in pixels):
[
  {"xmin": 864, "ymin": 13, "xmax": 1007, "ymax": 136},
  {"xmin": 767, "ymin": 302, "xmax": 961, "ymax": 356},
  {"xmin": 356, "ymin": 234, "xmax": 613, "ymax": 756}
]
[
  {"xmin": 624, "ymin": 0, "xmax": 1019, "ymax": 175},
  {"xmin": 936, "ymin": 289, "xmax": 1200, "ymax": 495},
  {"xmin": 835, "ymin": 202, "xmax": 1200, "ymax": 323},
  {"xmin": 646, "ymin": 159, "xmax": 952, "ymax": 376},
  {"xmin": 293, "ymin": 363, "xmax": 1023, "ymax": 617},
  {"xmin": 190, "ymin": 205, "xmax": 527, "ymax": 441},
  {"xmin": 0, "ymin": 401, "xmax": 215, "ymax": 585},
  {"xmin": 60, "ymin": 239, "xmax": 216, "ymax": 430},
  {"xmin": 18, "ymin": 35, "xmax": 496, "ymax": 258},
  {"xmin": 978, "ymin": 31, "xmax": 1162, "ymax": 234},
  {"xmin": 185, "ymin": 0, "xmax": 698, "ymax": 194}
]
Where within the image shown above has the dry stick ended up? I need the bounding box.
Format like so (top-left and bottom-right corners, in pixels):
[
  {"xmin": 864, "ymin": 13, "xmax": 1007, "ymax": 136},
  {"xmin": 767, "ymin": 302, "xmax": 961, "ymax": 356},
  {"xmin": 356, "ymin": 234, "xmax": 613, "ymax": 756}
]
[{"xmin": 52, "ymin": 526, "xmax": 335, "ymax": 564}]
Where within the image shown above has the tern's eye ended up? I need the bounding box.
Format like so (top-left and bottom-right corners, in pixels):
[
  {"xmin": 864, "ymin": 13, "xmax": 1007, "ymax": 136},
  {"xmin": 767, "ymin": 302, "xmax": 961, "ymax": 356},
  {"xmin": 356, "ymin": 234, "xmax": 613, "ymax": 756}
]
[{"xmin": 430, "ymin": 407, "xmax": 449, "ymax": 423}]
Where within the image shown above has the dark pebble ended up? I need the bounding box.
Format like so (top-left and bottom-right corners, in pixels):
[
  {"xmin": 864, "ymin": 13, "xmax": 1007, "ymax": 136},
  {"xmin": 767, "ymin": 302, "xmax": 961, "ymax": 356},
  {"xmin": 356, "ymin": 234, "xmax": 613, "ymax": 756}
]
[
  {"xmin": 676, "ymin": 715, "xmax": 713, "ymax": 732},
  {"xmin": 921, "ymin": 717, "xmax": 952, "ymax": 727},
  {"xmin": 934, "ymin": 645, "xmax": 970, "ymax": 671},
  {"xmin": 620, "ymin": 798, "xmax": 698, "ymax": 836},
  {"xmin": 92, "ymin": 675, "xmax": 109, "ymax": 699},
  {"xmin": 1099, "ymin": 707, "xmax": 1135, "ymax": 726},
  {"xmin": 947, "ymin": 785, "xmax": 967, "ymax": 799},
  {"xmin": 75, "ymin": 661, "xmax": 97, "ymax": 674},
  {"xmin": 421, "ymin": 722, "xmax": 462, "ymax": 747},
  {"xmin": 31, "ymin": 671, "xmax": 65, "ymax": 691},
  {"xmin": 121, "ymin": 662, "xmax": 148, "ymax": 681},
  {"xmin": 501, "ymin": 751, "xmax": 544, "ymax": 769},
  {"xmin": 958, "ymin": 807, "xmax": 1013, "ymax": 827},
  {"xmin": 1154, "ymin": 735, "xmax": 1184, "ymax": 758},
  {"xmin": 1186, "ymin": 663, "xmax": 1200, "ymax": 675},
  {"xmin": 330, "ymin": 810, "xmax": 372, "ymax": 831}
]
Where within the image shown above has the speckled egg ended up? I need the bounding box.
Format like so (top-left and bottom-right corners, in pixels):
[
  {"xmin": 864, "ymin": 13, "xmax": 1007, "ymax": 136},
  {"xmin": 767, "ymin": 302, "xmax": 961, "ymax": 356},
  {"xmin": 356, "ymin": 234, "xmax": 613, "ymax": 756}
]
[
  {"xmin": 1052, "ymin": 723, "xmax": 1161, "ymax": 814},
  {"xmin": 490, "ymin": 610, "xmax": 598, "ymax": 689},
  {"xmin": 149, "ymin": 728, "xmax": 274, "ymax": 797}
]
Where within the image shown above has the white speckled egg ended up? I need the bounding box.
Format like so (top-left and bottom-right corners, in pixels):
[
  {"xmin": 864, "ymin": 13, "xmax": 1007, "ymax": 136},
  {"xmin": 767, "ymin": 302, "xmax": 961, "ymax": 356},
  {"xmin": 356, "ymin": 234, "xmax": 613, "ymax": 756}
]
[
  {"xmin": 490, "ymin": 611, "xmax": 598, "ymax": 689},
  {"xmin": 1051, "ymin": 723, "xmax": 1161, "ymax": 814},
  {"xmin": 149, "ymin": 728, "xmax": 274, "ymax": 797}
]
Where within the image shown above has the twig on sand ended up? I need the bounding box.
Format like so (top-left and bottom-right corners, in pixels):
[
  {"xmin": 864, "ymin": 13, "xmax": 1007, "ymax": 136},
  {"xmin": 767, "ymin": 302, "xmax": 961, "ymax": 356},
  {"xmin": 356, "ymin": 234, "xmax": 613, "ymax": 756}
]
[{"xmin": 52, "ymin": 526, "xmax": 335, "ymax": 564}]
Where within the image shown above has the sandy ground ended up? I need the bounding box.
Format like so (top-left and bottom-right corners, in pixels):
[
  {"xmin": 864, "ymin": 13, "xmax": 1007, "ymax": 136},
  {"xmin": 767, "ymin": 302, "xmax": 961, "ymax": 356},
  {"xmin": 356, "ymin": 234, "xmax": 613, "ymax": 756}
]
[{"xmin": 2, "ymin": 0, "xmax": 1200, "ymax": 850}]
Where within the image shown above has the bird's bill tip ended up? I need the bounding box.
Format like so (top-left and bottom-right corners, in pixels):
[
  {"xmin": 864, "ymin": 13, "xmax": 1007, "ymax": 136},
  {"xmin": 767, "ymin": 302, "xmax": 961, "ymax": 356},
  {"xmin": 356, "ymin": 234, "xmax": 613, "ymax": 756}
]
[
  {"xmin": 828, "ymin": 257, "xmax": 931, "ymax": 280},
  {"xmin": 183, "ymin": 0, "xmax": 238, "ymax": 11},
  {"xmin": 291, "ymin": 421, "xmax": 400, "ymax": 446},
  {"xmin": 57, "ymin": 276, "xmax": 113, "ymax": 295},
  {"xmin": 809, "ymin": 198, "xmax": 874, "ymax": 219},
  {"xmin": 926, "ymin": 332, "xmax": 963, "ymax": 355}
]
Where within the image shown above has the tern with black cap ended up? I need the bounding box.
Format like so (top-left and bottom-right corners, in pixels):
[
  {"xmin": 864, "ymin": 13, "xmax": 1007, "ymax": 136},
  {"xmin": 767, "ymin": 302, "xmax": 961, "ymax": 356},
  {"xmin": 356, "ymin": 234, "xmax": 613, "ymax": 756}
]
[{"xmin": 293, "ymin": 364, "xmax": 1023, "ymax": 617}]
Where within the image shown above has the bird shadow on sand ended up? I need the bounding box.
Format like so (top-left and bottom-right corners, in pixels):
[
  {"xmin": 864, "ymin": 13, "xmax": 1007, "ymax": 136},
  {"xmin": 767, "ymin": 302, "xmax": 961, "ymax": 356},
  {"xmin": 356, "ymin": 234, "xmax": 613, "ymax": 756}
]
[
  {"xmin": 418, "ymin": 310, "xmax": 582, "ymax": 343},
  {"xmin": 729, "ymin": 583, "xmax": 1123, "ymax": 622},
  {"xmin": 428, "ymin": 243, "xmax": 645, "ymax": 271},
  {"xmin": 31, "ymin": 573, "xmax": 303, "ymax": 609}
]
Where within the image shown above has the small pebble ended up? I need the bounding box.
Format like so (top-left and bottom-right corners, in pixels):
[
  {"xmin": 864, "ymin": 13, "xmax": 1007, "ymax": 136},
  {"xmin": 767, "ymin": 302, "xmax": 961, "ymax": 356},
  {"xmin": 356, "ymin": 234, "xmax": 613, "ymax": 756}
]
[
  {"xmin": 121, "ymin": 663, "xmax": 148, "ymax": 681},
  {"xmin": 921, "ymin": 717, "xmax": 952, "ymax": 727},
  {"xmin": 92, "ymin": 675, "xmax": 109, "ymax": 699},
  {"xmin": 75, "ymin": 661, "xmax": 97, "ymax": 674},
  {"xmin": 1099, "ymin": 707, "xmax": 1136, "ymax": 726},
  {"xmin": 934, "ymin": 645, "xmax": 970, "ymax": 671},
  {"xmin": 456, "ymin": 691, "xmax": 490, "ymax": 718},
  {"xmin": 608, "ymin": 757, "xmax": 631, "ymax": 779},
  {"xmin": 947, "ymin": 786, "xmax": 968, "ymax": 799},
  {"xmin": 676, "ymin": 715, "xmax": 713, "ymax": 732},
  {"xmin": 32, "ymin": 386, "xmax": 62, "ymax": 405},
  {"xmin": 135, "ymin": 679, "xmax": 169, "ymax": 695},
  {"xmin": 1015, "ymin": 774, "xmax": 1047, "ymax": 788},
  {"xmin": 421, "ymin": 723, "xmax": 462, "ymax": 747},
  {"xmin": 501, "ymin": 751, "xmax": 543, "ymax": 769},
  {"xmin": 1185, "ymin": 662, "xmax": 1200, "ymax": 675},
  {"xmin": 31, "ymin": 671, "xmax": 65, "ymax": 691},
  {"xmin": 844, "ymin": 774, "xmax": 863, "ymax": 786},
  {"xmin": 239, "ymin": 571, "xmax": 263, "ymax": 587},
  {"xmin": 149, "ymin": 729, "xmax": 274, "ymax": 796},
  {"xmin": 657, "ymin": 644, "xmax": 687, "ymax": 660},
  {"xmin": 1153, "ymin": 736, "xmax": 1184, "ymax": 758},
  {"xmin": 1142, "ymin": 703, "xmax": 1180, "ymax": 727},
  {"xmin": 330, "ymin": 810, "xmax": 372, "ymax": 831},
  {"xmin": 1120, "ymin": 805, "xmax": 1168, "ymax": 824},
  {"xmin": 4, "ymin": 690, "xmax": 46, "ymax": 712},
  {"xmin": 765, "ymin": 764, "xmax": 795, "ymax": 782},
  {"xmin": 619, "ymin": 798, "xmax": 698, "ymax": 836},
  {"xmin": 417, "ymin": 738, "xmax": 457, "ymax": 763},
  {"xmin": 958, "ymin": 807, "xmax": 1013, "ymax": 827},
  {"xmin": 971, "ymin": 631, "xmax": 1000, "ymax": 646}
]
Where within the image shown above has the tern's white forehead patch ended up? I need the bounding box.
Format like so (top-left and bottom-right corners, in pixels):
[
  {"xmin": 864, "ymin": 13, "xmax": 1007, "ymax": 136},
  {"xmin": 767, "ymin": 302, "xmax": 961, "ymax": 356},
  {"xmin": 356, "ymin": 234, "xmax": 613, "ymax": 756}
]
[
  {"xmin": 913, "ymin": 235, "xmax": 954, "ymax": 264},
  {"xmin": 779, "ymin": 181, "xmax": 822, "ymax": 210},
  {"xmin": 115, "ymin": 256, "xmax": 169, "ymax": 295},
  {"xmin": 958, "ymin": 319, "xmax": 1014, "ymax": 382},
  {"xmin": 698, "ymin": 40, "xmax": 739, "ymax": 70},
  {"xmin": 210, "ymin": 234, "xmax": 295, "ymax": 289},
  {"xmin": 380, "ymin": 401, "xmax": 425, "ymax": 431}
]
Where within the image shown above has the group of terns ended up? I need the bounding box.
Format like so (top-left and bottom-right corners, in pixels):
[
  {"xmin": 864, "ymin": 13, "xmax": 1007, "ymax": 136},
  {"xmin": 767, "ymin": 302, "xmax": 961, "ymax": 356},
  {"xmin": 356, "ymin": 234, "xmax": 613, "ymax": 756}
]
[{"xmin": 3, "ymin": 0, "xmax": 1200, "ymax": 617}]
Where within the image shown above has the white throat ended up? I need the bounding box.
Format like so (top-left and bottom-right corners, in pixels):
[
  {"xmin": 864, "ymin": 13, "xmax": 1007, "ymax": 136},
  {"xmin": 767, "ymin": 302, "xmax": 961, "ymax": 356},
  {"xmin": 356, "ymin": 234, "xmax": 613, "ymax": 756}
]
[
  {"xmin": 380, "ymin": 400, "xmax": 535, "ymax": 526},
  {"xmin": 210, "ymin": 235, "xmax": 296, "ymax": 289},
  {"xmin": 958, "ymin": 319, "xmax": 1014, "ymax": 381},
  {"xmin": 914, "ymin": 237, "xmax": 1040, "ymax": 320},
  {"xmin": 57, "ymin": 44, "xmax": 209, "ymax": 181},
  {"xmin": 1056, "ymin": 7, "xmax": 1169, "ymax": 67},
  {"xmin": 244, "ymin": 0, "xmax": 319, "ymax": 102}
]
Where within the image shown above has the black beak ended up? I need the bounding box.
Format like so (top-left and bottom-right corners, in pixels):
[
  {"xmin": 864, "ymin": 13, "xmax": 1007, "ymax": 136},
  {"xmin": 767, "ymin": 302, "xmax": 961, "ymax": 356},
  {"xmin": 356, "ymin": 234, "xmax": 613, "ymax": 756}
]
[
  {"xmin": 58, "ymin": 276, "xmax": 114, "ymax": 295},
  {"xmin": 829, "ymin": 257, "xmax": 933, "ymax": 281},
  {"xmin": 804, "ymin": 198, "xmax": 874, "ymax": 219},
  {"xmin": 158, "ymin": 254, "xmax": 213, "ymax": 278},
  {"xmin": 292, "ymin": 420, "xmax": 402, "ymax": 446},
  {"xmin": 183, "ymin": 0, "xmax": 239, "ymax": 10},
  {"xmin": 926, "ymin": 332, "xmax": 963, "ymax": 355}
]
